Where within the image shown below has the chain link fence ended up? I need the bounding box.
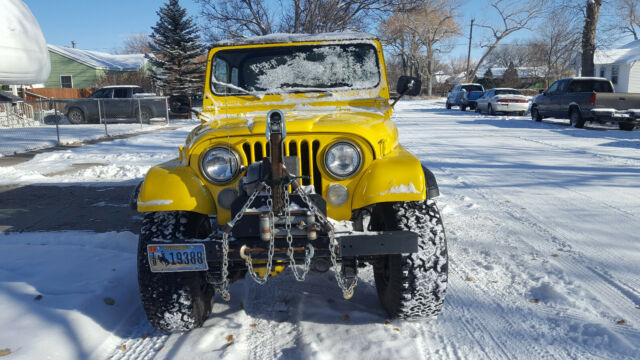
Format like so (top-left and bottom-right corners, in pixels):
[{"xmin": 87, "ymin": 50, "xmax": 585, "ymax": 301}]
[{"xmin": 0, "ymin": 97, "xmax": 187, "ymax": 156}]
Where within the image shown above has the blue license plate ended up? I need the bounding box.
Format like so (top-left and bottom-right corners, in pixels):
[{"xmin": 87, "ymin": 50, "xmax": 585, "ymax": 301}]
[{"xmin": 147, "ymin": 244, "xmax": 208, "ymax": 272}]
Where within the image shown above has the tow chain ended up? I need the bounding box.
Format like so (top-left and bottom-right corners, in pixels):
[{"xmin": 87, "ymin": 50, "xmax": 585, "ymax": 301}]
[
  {"xmin": 284, "ymin": 188, "xmax": 314, "ymax": 281},
  {"xmin": 215, "ymin": 180, "xmax": 356, "ymax": 301},
  {"xmin": 215, "ymin": 182, "xmax": 268, "ymax": 301},
  {"xmin": 293, "ymin": 186, "xmax": 357, "ymax": 299}
]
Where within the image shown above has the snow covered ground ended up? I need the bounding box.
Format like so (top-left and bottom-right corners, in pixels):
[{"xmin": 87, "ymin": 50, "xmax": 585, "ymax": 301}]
[{"xmin": 0, "ymin": 99, "xmax": 639, "ymax": 359}]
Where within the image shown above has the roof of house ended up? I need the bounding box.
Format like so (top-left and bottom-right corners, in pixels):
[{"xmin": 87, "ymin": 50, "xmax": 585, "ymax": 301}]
[
  {"xmin": 47, "ymin": 45, "xmax": 147, "ymax": 71},
  {"xmin": 478, "ymin": 66, "xmax": 542, "ymax": 79},
  {"xmin": 594, "ymin": 41, "xmax": 640, "ymax": 65},
  {"xmin": 213, "ymin": 31, "xmax": 378, "ymax": 47}
]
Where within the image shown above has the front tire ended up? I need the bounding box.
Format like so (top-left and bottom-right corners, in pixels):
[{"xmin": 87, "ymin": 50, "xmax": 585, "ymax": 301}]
[
  {"xmin": 445, "ymin": 102, "xmax": 452, "ymax": 110},
  {"xmin": 532, "ymin": 107, "xmax": 542, "ymax": 122},
  {"xmin": 373, "ymin": 200, "xmax": 448, "ymax": 320},
  {"xmin": 460, "ymin": 105, "xmax": 467, "ymax": 111},
  {"xmin": 67, "ymin": 108, "xmax": 85, "ymax": 124},
  {"xmin": 136, "ymin": 107, "xmax": 152, "ymax": 123},
  {"xmin": 138, "ymin": 211, "xmax": 214, "ymax": 333},
  {"xmin": 488, "ymin": 104, "xmax": 496, "ymax": 116}
]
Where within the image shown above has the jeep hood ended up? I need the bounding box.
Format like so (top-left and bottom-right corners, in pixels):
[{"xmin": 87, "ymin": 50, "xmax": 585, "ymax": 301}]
[{"xmin": 185, "ymin": 106, "xmax": 398, "ymax": 158}]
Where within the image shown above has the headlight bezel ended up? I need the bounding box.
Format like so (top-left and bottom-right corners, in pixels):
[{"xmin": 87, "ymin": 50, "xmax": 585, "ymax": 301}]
[
  {"xmin": 323, "ymin": 140, "xmax": 363, "ymax": 179},
  {"xmin": 199, "ymin": 146, "xmax": 242, "ymax": 185}
]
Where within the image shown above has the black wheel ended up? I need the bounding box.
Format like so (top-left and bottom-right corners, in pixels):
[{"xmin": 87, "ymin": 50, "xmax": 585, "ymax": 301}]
[
  {"xmin": 532, "ymin": 107, "xmax": 542, "ymax": 122},
  {"xmin": 67, "ymin": 108, "xmax": 85, "ymax": 124},
  {"xmin": 136, "ymin": 107, "xmax": 152, "ymax": 123},
  {"xmin": 460, "ymin": 105, "xmax": 467, "ymax": 111},
  {"xmin": 618, "ymin": 122, "xmax": 635, "ymax": 131},
  {"xmin": 488, "ymin": 104, "xmax": 496, "ymax": 116},
  {"xmin": 138, "ymin": 211, "xmax": 214, "ymax": 333},
  {"xmin": 373, "ymin": 199, "xmax": 448, "ymax": 320},
  {"xmin": 569, "ymin": 108, "xmax": 585, "ymax": 128},
  {"xmin": 445, "ymin": 102, "xmax": 452, "ymax": 110}
]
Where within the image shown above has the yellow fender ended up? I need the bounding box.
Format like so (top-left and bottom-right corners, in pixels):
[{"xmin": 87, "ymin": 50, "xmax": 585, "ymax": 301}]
[
  {"xmin": 352, "ymin": 145, "xmax": 426, "ymax": 209},
  {"xmin": 137, "ymin": 159, "xmax": 216, "ymax": 214}
]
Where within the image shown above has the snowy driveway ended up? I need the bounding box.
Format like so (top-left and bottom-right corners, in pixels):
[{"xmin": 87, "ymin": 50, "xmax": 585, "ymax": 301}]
[{"xmin": 0, "ymin": 99, "xmax": 639, "ymax": 359}]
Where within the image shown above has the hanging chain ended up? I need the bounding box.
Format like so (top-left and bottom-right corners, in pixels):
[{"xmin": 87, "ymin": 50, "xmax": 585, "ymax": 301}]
[
  {"xmin": 293, "ymin": 186, "xmax": 357, "ymax": 299},
  {"xmin": 243, "ymin": 186, "xmax": 276, "ymax": 285},
  {"xmin": 284, "ymin": 188, "xmax": 314, "ymax": 281},
  {"xmin": 215, "ymin": 182, "xmax": 267, "ymax": 301}
]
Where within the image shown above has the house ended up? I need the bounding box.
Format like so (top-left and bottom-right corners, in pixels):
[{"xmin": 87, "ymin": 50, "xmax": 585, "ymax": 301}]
[
  {"xmin": 569, "ymin": 40, "xmax": 640, "ymax": 93},
  {"xmin": 44, "ymin": 45, "xmax": 148, "ymax": 89},
  {"xmin": 593, "ymin": 40, "xmax": 640, "ymax": 93}
]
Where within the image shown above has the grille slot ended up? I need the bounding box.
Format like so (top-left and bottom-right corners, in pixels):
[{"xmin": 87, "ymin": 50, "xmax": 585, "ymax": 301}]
[{"xmin": 241, "ymin": 138, "xmax": 322, "ymax": 193}]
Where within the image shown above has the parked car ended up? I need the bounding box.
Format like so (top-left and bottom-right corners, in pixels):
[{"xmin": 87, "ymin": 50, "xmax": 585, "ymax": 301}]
[
  {"xmin": 475, "ymin": 88, "xmax": 529, "ymax": 116},
  {"xmin": 446, "ymin": 83, "xmax": 484, "ymax": 111},
  {"xmin": 63, "ymin": 85, "xmax": 166, "ymax": 124},
  {"xmin": 133, "ymin": 32, "xmax": 448, "ymax": 333},
  {"xmin": 530, "ymin": 77, "xmax": 640, "ymax": 130}
]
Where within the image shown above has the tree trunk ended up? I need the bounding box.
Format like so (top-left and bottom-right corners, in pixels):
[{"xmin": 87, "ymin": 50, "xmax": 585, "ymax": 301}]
[{"xmin": 581, "ymin": 0, "xmax": 602, "ymax": 77}]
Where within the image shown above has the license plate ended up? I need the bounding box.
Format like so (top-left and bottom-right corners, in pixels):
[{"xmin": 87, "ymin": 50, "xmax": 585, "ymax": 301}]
[{"xmin": 147, "ymin": 244, "xmax": 208, "ymax": 272}]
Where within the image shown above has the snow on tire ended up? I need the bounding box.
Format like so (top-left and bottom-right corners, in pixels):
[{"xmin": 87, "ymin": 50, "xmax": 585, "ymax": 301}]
[
  {"xmin": 137, "ymin": 211, "xmax": 214, "ymax": 333},
  {"xmin": 373, "ymin": 199, "xmax": 448, "ymax": 320}
]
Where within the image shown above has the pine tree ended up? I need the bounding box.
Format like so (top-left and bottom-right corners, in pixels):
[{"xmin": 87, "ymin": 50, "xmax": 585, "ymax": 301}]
[
  {"xmin": 502, "ymin": 61, "xmax": 520, "ymax": 88},
  {"xmin": 147, "ymin": 0, "xmax": 204, "ymax": 95}
]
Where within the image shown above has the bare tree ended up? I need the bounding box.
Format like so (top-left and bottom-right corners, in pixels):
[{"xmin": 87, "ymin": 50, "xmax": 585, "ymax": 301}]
[
  {"xmin": 528, "ymin": 10, "xmax": 581, "ymax": 85},
  {"xmin": 608, "ymin": 0, "xmax": 639, "ymax": 40},
  {"xmin": 581, "ymin": 0, "xmax": 603, "ymax": 76},
  {"xmin": 117, "ymin": 33, "xmax": 152, "ymax": 54},
  {"xmin": 196, "ymin": 0, "xmax": 423, "ymax": 42},
  {"xmin": 468, "ymin": 0, "xmax": 547, "ymax": 81},
  {"xmin": 380, "ymin": 0, "xmax": 460, "ymax": 95},
  {"xmin": 485, "ymin": 41, "xmax": 532, "ymax": 68}
]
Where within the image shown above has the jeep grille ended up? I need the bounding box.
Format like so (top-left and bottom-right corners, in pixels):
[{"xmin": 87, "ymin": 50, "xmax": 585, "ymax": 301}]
[{"xmin": 241, "ymin": 138, "xmax": 323, "ymax": 195}]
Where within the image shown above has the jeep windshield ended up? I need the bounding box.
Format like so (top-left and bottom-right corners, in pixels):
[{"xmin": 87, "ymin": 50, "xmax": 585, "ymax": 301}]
[{"xmin": 211, "ymin": 43, "xmax": 380, "ymax": 95}]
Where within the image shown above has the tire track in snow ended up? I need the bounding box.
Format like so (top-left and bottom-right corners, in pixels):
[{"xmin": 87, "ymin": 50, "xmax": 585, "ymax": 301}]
[{"xmin": 437, "ymin": 168, "xmax": 640, "ymax": 357}]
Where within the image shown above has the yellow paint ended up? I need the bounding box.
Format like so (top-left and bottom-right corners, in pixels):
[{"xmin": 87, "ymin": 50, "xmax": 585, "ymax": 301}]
[
  {"xmin": 139, "ymin": 37, "xmax": 428, "ymax": 226},
  {"xmin": 137, "ymin": 160, "xmax": 216, "ymax": 215},
  {"xmin": 352, "ymin": 145, "xmax": 426, "ymax": 209}
]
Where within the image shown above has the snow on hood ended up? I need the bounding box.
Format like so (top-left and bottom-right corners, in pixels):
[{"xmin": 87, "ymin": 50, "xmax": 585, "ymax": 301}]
[{"xmin": 47, "ymin": 44, "xmax": 147, "ymax": 71}]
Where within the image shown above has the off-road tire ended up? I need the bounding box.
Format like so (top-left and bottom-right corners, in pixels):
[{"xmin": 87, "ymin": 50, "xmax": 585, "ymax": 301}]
[
  {"xmin": 570, "ymin": 108, "xmax": 585, "ymax": 128},
  {"xmin": 532, "ymin": 107, "xmax": 542, "ymax": 122},
  {"xmin": 138, "ymin": 211, "xmax": 214, "ymax": 333},
  {"xmin": 67, "ymin": 108, "xmax": 85, "ymax": 124},
  {"xmin": 618, "ymin": 122, "xmax": 635, "ymax": 131},
  {"xmin": 373, "ymin": 199, "xmax": 448, "ymax": 320}
]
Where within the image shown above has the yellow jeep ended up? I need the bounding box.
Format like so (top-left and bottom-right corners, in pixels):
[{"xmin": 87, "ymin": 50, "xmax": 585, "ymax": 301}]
[{"xmin": 135, "ymin": 32, "xmax": 448, "ymax": 333}]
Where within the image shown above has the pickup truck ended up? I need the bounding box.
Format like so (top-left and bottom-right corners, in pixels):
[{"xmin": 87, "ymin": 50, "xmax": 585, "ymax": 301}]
[
  {"xmin": 446, "ymin": 83, "xmax": 484, "ymax": 111},
  {"xmin": 64, "ymin": 85, "xmax": 166, "ymax": 124},
  {"xmin": 530, "ymin": 77, "xmax": 640, "ymax": 130}
]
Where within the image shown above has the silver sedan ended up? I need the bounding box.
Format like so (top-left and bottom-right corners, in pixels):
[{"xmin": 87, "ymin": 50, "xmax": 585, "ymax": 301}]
[{"xmin": 475, "ymin": 88, "xmax": 530, "ymax": 116}]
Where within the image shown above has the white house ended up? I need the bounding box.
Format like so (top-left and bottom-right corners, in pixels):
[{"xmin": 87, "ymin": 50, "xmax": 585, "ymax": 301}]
[{"xmin": 570, "ymin": 40, "xmax": 640, "ymax": 93}]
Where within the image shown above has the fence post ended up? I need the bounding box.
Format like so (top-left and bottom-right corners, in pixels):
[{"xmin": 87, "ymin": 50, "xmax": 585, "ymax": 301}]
[
  {"xmin": 53, "ymin": 99, "xmax": 61, "ymax": 146},
  {"xmin": 138, "ymin": 98, "xmax": 143, "ymax": 128},
  {"xmin": 99, "ymin": 99, "xmax": 108, "ymax": 136},
  {"xmin": 164, "ymin": 97, "xmax": 170, "ymax": 125}
]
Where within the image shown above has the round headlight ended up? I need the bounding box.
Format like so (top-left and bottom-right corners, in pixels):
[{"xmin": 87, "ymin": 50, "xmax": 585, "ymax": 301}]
[
  {"xmin": 200, "ymin": 147, "xmax": 241, "ymax": 184},
  {"xmin": 324, "ymin": 141, "xmax": 362, "ymax": 179}
]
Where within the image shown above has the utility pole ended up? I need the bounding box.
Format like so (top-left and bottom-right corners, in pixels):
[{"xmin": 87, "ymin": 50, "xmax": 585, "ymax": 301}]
[{"xmin": 466, "ymin": 19, "xmax": 474, "ymax": 82}]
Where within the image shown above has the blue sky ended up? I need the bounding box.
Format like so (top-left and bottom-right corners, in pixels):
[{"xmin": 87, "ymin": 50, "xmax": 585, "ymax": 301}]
[{"xmin": 24, "ymin": 0, "xmax": 631, "ymax": 60}]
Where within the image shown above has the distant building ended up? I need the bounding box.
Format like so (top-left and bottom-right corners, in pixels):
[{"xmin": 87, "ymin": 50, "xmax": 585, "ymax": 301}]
[
  {"xmin": 476, "ymin": 66, "xmax": 543, "ymax": 87},
  {"xmin": 569, "ymin": 40, "xmax": 640, "ymax": 93},
  {"xmin": 45, "ymin": 45, "xmax": 148, "ymax": 88}
]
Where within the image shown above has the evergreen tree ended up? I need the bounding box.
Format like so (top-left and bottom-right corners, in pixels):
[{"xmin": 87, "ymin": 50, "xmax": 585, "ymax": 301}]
[
  {"xmin": 148, "ymin": 0, "xmax": 204, "ymax": 95},
  {"xmin": 502, "ymin": 61, "xmax": 521, "ymax": 88},
  {"xmin": 479, "ymin": 67, "xmax": 496, "ymax": 89}
]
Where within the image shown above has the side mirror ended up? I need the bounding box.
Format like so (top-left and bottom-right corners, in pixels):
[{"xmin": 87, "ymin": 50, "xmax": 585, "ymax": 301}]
[
  {"xmin": 538, "ymin": 89, "xmax": 544, "ymax": 95},
  {"xmin": 396, "ymin": 76, "xmax": 422, "ymax": 96}
]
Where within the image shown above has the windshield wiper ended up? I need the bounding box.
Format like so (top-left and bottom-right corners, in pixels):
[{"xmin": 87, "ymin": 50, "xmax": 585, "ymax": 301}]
[
  {"xmin": 212, "ymin": 79, "xmax": 263, "ymax": 100},
  {"xmin": 281, "ymin": 88, "xmax": 334, "ymax": 96}
]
